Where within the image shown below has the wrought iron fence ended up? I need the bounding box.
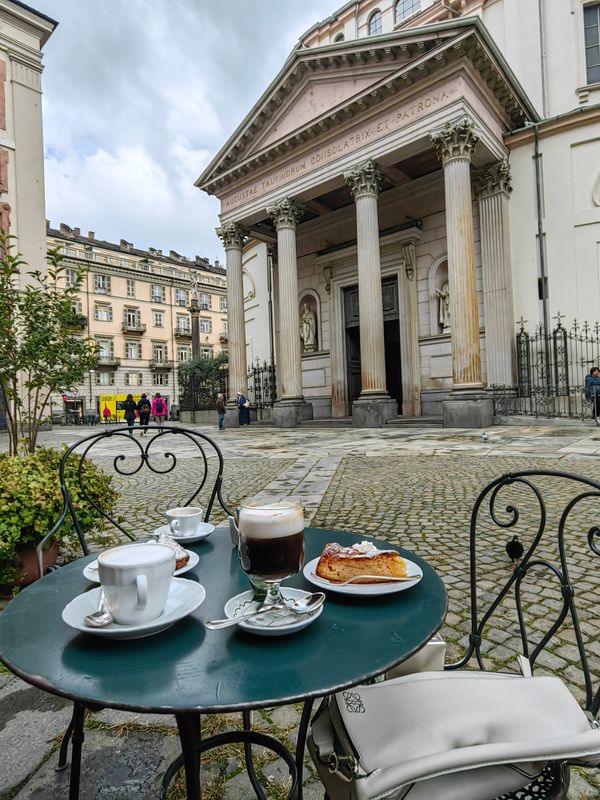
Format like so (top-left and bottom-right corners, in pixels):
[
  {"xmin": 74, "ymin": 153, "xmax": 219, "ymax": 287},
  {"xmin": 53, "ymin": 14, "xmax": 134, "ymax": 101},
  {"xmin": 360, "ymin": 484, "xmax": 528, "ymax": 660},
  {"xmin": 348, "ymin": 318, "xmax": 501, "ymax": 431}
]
[
  {"xmin": 247, "ymin": 359, "xmax": 277, "ymax": 419},
  {"xmin": 178, "ymin": 367, "xmax": 228, "ymax": 412},
  {"xmin": 491, "ymin": 315, "xmax": 600, "ymax": 421}
]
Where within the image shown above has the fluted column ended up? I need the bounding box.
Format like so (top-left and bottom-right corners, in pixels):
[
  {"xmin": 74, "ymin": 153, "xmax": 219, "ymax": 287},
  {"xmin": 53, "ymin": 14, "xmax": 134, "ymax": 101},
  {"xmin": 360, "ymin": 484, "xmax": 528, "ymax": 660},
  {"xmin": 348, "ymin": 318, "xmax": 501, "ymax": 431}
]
[
  {"xmin": 344, "ymin": 159, "xmax": 396, "ymax": 426},
  {"xmin": 217, "ymin": 223, "xmax": 248, "ymax": 423},
  {"xmin": 431, "ymin": 118, "xmax": 483, "ymax": 389},
  {"xmin": 474, "ymin": 160, "xmax": 516, "ymax": 387},
  {"xmin": 431, "ymin": 118, "xmax": 493, "ymax": 428},
  {"xmin": 266, "ymin": 198, "xmax": 311, "ymax": 426}
]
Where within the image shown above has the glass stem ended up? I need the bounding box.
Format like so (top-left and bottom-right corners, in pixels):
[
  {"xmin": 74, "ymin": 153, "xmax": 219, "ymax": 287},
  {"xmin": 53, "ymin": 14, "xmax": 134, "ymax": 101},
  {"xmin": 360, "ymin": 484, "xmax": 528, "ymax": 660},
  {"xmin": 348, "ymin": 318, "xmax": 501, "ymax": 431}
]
[{"xmin": 263, "ymin": 581, "xmax": 282, "ymax": 607}]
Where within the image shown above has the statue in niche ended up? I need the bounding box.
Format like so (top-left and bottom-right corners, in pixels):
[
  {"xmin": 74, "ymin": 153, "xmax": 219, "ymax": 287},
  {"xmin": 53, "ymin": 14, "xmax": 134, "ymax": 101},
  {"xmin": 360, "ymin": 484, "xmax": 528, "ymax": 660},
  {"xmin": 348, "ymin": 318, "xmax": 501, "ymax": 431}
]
[
  {"xmin": 436, "ymin": 282, "xmax": 451, "ymax": 333},
  {"xmin": 299, "ymin": 301, "xmax": 317, "ymax": 353}
]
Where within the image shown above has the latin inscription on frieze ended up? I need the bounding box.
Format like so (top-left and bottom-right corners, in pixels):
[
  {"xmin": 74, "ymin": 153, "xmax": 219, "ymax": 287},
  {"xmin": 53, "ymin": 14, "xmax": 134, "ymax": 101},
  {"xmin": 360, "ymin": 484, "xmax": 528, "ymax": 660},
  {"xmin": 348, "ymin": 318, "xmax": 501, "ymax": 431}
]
[{"xmin": 222, "ymin": 79, "xmax": 458, "ymax": 213}]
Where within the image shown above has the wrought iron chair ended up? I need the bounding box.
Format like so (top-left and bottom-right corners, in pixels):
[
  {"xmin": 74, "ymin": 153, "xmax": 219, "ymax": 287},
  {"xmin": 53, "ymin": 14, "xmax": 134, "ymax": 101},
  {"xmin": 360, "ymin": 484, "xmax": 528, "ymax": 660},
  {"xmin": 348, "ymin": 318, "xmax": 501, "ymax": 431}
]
[
  {"xmin": 36, "ymin": 425, "xmax": 233, "ymax": 799},
  {"xmin": 311, "ymin": 469, "xmax": 600, "ymax": 800}
]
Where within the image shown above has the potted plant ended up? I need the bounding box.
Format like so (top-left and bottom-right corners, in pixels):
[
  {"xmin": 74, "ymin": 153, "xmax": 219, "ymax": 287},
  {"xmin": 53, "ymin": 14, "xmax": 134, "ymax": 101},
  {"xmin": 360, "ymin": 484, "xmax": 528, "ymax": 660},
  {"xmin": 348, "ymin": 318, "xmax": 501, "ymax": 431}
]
[{"xmin": 0, "ymin": 447, "xmax": 119, "ymax": 588}]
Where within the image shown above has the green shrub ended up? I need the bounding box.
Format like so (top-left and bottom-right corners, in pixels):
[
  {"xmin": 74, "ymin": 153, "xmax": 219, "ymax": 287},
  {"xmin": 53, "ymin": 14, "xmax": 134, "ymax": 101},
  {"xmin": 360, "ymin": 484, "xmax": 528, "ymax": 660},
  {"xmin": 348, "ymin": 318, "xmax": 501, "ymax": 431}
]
[{"xmin": 0, "ymin": 447, "xmax": 119, "ymax": 585}]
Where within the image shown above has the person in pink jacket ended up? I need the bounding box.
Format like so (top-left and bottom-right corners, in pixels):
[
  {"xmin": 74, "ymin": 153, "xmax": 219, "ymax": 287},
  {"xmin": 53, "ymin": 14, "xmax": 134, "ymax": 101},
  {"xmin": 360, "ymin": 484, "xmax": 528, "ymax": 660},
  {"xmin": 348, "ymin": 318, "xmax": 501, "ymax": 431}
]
[{"xmin": 151, "ymin": 393, "xmax": 168, "ymax": 428}]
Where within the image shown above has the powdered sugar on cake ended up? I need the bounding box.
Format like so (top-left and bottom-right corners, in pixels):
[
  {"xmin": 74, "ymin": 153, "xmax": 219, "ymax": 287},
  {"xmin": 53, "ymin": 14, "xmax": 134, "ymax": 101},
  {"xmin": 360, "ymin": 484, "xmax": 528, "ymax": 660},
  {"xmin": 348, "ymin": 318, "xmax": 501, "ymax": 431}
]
[{"xmin": 321, "ymin": 541, "xmax": 397, "ymax": 559}]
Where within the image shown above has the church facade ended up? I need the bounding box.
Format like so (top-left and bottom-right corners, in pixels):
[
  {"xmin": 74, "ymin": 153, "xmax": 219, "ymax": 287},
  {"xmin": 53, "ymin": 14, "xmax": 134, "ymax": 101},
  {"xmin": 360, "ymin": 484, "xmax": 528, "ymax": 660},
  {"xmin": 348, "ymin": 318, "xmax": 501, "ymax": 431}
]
[{"xmin": 197, "ymin": 0, "xmax": 600, "ymax": 428}]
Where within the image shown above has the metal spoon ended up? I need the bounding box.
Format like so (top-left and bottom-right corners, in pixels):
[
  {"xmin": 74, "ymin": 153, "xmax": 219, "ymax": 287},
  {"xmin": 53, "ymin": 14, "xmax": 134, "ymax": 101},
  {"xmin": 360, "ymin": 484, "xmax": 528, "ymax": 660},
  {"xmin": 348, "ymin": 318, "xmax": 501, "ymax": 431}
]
[
  {"xmin": 84, "ymin": 589, "xmax": 113, "ymax": 627},
  {"xmin": 205, "ymin": 592, "xmax": 325, "ymax": 630}
]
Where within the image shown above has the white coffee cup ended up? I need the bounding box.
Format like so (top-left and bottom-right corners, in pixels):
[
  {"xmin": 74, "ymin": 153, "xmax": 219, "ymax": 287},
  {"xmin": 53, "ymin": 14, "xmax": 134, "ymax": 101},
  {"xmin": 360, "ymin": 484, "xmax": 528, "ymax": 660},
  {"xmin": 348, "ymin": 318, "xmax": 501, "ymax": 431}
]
[
  {"xmin": 97, "ymin": 543, "xmax": 175, "ymax": 625},
  {"xmin": 166, "ymin": 506, "xmax": 204, "ymax": 538}
]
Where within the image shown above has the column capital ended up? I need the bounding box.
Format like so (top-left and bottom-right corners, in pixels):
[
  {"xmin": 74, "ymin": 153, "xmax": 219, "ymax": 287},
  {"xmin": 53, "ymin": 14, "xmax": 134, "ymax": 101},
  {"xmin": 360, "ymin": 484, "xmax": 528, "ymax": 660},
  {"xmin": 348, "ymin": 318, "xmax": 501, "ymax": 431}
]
[
  {"xmin": 430, "ymin": 117, "xmax": 479, "ymax": 166},
  {"xmin": 216, "ymin": 222, "xmax": 248, "ymax": 250},
  {"xmin": 266, "ymin": 197, "xmax": 305, "ymax": 229},
  {"xmin": 344, "ymin": 158, "xmax": 383, "ymax": 200},
  {"xmin": 473, "ymin": 159, "xmax": 512, "ymax": 199}
]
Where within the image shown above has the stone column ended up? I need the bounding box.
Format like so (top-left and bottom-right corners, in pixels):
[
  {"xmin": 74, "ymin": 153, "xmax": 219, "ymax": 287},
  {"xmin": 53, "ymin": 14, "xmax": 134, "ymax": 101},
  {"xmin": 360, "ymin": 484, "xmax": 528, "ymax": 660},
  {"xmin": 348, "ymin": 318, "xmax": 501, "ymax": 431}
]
[
  {"xmin": 431, "ymin": 118, "xmax": 493, "ymax": 428},
  {"xmin": 399, "ymin": 240, "xmax": 421, "ymax": 417},
  {"xmin": 216, "ymin": 222, "xmax": 248, "ymax": 428},
  {"xmin": 266, "ymin": 198, "xmax": 312, "ymax": 427},
  {"xmin": 474, "ymin": 160, "xmax": 516, "ymax": 387},
  {"xmin": 344, "ymin": 159, "xmax": 397, "ymax": 427}
]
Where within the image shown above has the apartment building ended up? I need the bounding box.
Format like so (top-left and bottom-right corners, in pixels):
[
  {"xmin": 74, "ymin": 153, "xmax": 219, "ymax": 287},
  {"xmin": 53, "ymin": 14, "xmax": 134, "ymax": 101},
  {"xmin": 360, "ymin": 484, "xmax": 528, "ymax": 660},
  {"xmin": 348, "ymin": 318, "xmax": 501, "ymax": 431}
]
[{"xmin": 47, "ymin": 223, "xmax": 228, "ymax": 418}]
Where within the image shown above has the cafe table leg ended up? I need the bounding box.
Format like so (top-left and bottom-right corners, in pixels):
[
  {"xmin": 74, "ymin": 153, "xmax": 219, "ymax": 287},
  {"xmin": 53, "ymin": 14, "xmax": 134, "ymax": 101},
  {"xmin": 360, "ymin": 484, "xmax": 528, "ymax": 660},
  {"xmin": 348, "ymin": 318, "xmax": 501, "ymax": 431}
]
[
  {"xmin": 68, "ymin": 702, "xmax": 86, "ymax": 800},
  {"xmin": 295, "ymin": 699, "xmax": 315, "ymax": 800},
  {"xmin": 242, "ymin": 710, "xmax": 267, "ymax": 800},
  {"xmin": 175, "ymin": 712, "xmax": 203, "ymax": 800}
]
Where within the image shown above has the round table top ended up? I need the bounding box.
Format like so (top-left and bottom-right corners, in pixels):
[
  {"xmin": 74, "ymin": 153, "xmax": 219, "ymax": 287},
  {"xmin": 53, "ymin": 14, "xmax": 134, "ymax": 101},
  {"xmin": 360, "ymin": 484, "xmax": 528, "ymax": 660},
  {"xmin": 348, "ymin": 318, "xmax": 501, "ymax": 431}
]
[{"xmin": 0, "ymin": 529, "xmax": 447, "ymax": 715}]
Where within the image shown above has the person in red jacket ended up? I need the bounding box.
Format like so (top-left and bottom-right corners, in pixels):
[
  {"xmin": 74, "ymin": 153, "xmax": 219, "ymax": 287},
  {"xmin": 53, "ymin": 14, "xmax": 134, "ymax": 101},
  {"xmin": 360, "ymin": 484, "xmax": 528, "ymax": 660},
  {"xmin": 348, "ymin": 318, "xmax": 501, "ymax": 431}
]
[{"xmin": 151, "ymin": 393, "xmax": 168, "ymax": 428}]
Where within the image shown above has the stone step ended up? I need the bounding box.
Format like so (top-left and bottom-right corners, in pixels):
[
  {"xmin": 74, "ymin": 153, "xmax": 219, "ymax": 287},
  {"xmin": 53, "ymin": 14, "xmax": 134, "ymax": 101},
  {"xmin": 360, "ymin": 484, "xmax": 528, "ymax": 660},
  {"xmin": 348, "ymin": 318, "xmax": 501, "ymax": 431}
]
[
  {"xmin": 386, "ymin": 416, "xmax": 443, "ymax": 427},
  {"xmin": 299, "ymin": 417, "xmax": 352, "ymax": 427}
]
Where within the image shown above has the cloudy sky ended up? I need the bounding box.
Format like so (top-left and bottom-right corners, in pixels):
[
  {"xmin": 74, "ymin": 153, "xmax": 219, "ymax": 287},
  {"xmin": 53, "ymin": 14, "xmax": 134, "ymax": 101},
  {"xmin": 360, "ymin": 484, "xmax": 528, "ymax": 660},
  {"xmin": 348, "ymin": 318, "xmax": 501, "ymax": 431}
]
[{"xmin": 33, "ymin": 0, "xmax": 339, "ymax": 263}]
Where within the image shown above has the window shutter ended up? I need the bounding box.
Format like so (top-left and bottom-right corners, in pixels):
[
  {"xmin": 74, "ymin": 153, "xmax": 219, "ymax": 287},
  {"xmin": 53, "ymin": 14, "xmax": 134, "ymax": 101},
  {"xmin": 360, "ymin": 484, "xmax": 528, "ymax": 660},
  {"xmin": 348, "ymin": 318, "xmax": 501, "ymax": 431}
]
[{"xmin": 108, "ymin": 306, "xmax": 113, "ymax": 321}]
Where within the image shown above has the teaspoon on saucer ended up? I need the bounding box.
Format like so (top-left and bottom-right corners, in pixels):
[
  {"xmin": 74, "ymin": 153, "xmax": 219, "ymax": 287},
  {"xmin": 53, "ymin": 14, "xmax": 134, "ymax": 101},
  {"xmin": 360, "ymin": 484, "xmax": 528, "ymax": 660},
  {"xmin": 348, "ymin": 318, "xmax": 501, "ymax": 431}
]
[
  {"xmin": 84, "ymin": 588, "xmax": 113, "ymax": 627},
  {"xmin": 205, "ymin": 592, "xmax": 325, "ymax": 630}
]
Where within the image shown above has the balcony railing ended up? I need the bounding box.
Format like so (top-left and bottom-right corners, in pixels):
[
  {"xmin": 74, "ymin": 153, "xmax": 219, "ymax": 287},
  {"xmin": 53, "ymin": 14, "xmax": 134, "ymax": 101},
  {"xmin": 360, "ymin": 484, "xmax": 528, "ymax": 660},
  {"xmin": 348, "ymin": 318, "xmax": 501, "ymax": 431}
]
[
  {"xmin": 96, "ymin": 356, "xmax": 121, "ymax": 368},
  {"xmin": 149, "ymin": 359, "xmax": 173, "ymax": 370},
  {"xmin": 65, "ymin": 313, "xmax": 88, "ymax": 330},
  {"xmin": 121, "ymin": 321, "xmax": 146, "ymax": 334},
  {"xmin": 219, "ymin": 332, "xmax": 228, "ymax": 343},
  {"xmin": 174, "ymin": 326, "xmax": 192, "ymax": 338}
]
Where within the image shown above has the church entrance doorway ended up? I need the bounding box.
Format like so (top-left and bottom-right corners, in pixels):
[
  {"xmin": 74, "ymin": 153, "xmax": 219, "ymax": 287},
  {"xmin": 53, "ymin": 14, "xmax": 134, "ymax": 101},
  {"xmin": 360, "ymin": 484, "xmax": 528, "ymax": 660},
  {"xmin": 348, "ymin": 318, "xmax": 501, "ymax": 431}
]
[{"xmin": 343, "ymin": 277, "xmax": 402, "ymax": 414}]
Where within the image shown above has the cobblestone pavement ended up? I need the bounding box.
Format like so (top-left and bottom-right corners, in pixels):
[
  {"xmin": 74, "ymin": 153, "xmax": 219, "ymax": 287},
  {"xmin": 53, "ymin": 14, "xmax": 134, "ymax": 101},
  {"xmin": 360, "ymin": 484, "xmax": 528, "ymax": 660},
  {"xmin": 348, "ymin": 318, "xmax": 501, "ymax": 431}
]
[{"xmin": 1, "ymin": 422, "xmax": 600, "ymax": 798}]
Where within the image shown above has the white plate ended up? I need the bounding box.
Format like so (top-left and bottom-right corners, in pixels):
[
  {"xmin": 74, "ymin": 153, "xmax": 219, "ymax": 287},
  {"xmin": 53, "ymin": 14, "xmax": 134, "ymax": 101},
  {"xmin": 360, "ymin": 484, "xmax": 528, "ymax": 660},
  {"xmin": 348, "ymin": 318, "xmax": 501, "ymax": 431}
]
[
  {"xmin": 153, "ymin": 522, "xmax": 215, "ymax": 544},
  {"xmin": 222, "ymin": 587, "xmax": 323, "ymax": 637},
  {"xmin": 62, "ymin": 578, "xmax": 206, "ymax": 639},
  {"xmin": 303, "ymin": 556, "xmax": 423, "ymax": 596},
  {"xmin": 83, "ymin": 550, "xmax": 199, "ymax": 583}
]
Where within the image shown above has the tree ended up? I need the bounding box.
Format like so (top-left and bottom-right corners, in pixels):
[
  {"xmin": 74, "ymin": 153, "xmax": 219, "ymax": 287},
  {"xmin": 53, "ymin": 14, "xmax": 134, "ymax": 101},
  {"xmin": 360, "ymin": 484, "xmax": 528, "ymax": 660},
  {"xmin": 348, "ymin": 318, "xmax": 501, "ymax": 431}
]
[
  {"xmin": 178, "ymin": 352, "xmax": 229, "ymax": 410},
  {"xmin": 0, "ymin": 233, "xmax": 98, "ymax": 454}
]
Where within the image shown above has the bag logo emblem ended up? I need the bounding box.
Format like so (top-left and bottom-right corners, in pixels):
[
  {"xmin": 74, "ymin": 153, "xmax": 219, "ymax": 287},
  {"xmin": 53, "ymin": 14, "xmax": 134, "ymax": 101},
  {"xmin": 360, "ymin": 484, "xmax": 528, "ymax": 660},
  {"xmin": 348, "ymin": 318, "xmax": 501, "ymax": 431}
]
[{"xmin": 342, "ymin": 691, "xmax": 365, "ymax": 713}]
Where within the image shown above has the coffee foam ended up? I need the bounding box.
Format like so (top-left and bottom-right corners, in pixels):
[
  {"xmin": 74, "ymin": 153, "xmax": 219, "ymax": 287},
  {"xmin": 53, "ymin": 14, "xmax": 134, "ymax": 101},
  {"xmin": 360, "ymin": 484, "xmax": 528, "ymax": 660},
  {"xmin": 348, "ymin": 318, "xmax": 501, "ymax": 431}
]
[
  {"xmin": 166, "ymin": 506, "xmax": 202, "ymax": 518},
  {"xmin": 239, "ymin": 501, "xmax": 304, "ymax": 539},
  {"xmin": 99, "ymin": 543, "xmax": 173, "ymax": 567}
]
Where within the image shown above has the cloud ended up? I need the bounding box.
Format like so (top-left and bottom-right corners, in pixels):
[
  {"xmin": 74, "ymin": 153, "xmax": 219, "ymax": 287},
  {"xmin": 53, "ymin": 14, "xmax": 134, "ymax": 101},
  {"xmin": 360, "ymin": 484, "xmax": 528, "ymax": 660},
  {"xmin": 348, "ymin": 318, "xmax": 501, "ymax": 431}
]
[{"xmin": 34, "ymin": 0, "xmax": 340, "ymax": 259}]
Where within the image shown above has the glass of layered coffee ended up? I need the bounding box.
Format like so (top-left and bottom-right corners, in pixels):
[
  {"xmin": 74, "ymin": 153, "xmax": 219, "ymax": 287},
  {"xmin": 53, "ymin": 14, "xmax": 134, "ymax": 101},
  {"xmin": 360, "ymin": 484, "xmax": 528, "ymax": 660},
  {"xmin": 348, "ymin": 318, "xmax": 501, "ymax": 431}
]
[{"xmin": 237, "ymin": 500, "xmax": 305, "ymax": 607}]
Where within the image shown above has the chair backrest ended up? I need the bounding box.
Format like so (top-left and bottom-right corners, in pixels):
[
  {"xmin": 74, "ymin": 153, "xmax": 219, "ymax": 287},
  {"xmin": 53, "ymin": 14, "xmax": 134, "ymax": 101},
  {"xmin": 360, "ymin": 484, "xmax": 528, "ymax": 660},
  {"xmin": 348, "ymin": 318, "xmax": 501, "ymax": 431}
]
[
  {"xmin": 450, "ymin": 468, "xmax": 600, "ymax": 716},
  {"xmin": 38, "ymin": 425, "xmax": 232, "ymax": 566}
]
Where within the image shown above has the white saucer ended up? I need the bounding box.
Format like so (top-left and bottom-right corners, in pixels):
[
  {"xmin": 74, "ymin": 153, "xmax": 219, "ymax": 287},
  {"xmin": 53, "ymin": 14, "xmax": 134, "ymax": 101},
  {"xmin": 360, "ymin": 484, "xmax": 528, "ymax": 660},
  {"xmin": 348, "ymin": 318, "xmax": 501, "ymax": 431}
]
[
  {"xmin": 62, "ymin": 578, "xmax": 206, "ymax": 639},
  {"xmin": 83, "ymin": 550, "xmax": 199, "ymax": 582},
  {"xmin": 221, "ymin": 587, "xmax": 323, "ymax": 637},
  {"xmin": 153, "ymin": 522, "xmax": 215, "ymax": 544},
  {"xmin": 303, "ymin": 556, "xmax": 423, "ymax": 596}
]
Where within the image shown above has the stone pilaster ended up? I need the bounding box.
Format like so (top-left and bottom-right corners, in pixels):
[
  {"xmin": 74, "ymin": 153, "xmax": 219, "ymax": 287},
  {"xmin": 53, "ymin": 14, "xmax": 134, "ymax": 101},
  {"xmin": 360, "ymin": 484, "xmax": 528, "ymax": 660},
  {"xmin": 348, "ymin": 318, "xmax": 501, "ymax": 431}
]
[
  {"xmin": 266, "ymin": 198, "xmax": 312, "ymax": 427},
  {"xmin": 431, "ymin": 118, "xmax": 493, "ymax": 428},
  {"xmin": 474, "ymin": 160, "xmax": 516, "ymax": 387},
  {"xmin": 344, "ymin": 159, "xmax": 397, "ymax": 427},
  {"xmin": 216, "ymin": 222, "xmax": 248, "ymax": 428}
]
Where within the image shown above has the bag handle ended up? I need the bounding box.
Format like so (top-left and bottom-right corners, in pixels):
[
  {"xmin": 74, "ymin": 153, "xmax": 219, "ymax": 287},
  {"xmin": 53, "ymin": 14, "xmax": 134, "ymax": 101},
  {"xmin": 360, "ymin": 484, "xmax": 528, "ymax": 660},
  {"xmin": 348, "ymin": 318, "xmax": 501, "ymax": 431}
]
[{"xmin": 311, "ymin": 699, "xmax": 358, "ymax": 780}]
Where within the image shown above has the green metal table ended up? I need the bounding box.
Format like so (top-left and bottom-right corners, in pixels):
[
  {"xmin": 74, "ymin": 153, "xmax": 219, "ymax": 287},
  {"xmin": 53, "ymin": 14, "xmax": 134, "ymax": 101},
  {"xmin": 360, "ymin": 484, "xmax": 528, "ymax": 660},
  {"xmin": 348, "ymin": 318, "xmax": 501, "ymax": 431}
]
[{"xmin": 0, "ymin": 528, "xmax": 447, "ymax": 799}]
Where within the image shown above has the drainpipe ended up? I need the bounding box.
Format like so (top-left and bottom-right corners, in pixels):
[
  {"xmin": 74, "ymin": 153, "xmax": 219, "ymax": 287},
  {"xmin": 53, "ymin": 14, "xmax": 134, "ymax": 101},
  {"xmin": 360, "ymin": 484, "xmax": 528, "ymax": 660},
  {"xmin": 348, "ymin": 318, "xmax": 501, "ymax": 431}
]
[
  {"xmin": 537, "ymin": 0, "xmax": 548, "ymax": 118},
  {"xmin": 354, "ymin": 0, "xmax": 359, "ymax": 38},
  {"xmin": 266, "ymin": 245, "xmax": 275, "ymax": 368}
]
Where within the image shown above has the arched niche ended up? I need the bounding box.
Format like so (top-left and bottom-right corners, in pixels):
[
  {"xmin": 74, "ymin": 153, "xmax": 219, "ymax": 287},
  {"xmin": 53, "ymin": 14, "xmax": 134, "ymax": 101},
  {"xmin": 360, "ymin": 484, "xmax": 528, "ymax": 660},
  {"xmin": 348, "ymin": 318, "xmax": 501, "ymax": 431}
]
[
  {"xmin": 428, "ymin": 256, "xmax": 450, "ymax": 336},
  {"xmin": 299, "ymin": 290, "xmax": 321, "ymax": 354}
]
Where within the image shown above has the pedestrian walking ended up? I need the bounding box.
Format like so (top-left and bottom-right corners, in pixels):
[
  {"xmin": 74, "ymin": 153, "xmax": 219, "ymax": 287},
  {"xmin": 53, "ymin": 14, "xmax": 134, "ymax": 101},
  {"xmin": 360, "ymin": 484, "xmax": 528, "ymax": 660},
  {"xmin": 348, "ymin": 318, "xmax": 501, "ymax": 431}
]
[
  {"xmin": 216, "ymin": 393, "xmax": 226, "ymax": 430},
  {"xmin": 102, "ymin": 404, "xmax": 112, "ymax": 425},
  {"xmin": 584, "ymin": 367, "xmax": 600, "ymax": 418},
  {"xmin": 123, "ymin": 393, "xmax": 137, "ymax": 436},
  {"xmin": 138, "ymin": 392, "xmax": 151, "ymax": 435},
  {"xmin": 236, "ymin": 391, "xmax": 250, "ymax": 426},
  {"xmin": 151, "ymin": 392, "xmax": 168, "ymax": 428}
]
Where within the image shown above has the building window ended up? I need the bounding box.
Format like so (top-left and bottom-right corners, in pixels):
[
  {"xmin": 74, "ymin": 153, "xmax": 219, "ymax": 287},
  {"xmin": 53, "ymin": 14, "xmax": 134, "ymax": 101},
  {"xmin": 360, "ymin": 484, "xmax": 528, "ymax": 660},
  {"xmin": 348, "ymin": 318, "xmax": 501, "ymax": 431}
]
[
  {"xmin": 94, "ymin": 274, "xmax": 111, "ymax": 294},
  {"xmin": 200, "ymin": 317, "xmax": 212, "ymax": 333},
  {"xmin": 96, "ymin": 338, "xmax": 113, "ymax": 358},
  {"xmin": 125, "ymin": 341, "xmax": 141, "ymax": 360},
  {"xmin": 152, "ymin": 373, "xmax": 169, "ymax": 386},
  {"xmin": 124, "ymin": 307, "xmax": 141, "ymax": 327},
  {"xmin": 220, "ymin": 296, "xmax": 227, "ymax": 311},
  {"xmin": 65, "ymin": 268, "xmax": 78, "ymax": 287},
  {"xmin": 151, "ymin": 284, "xmax": 166, "ymax": 303},
  {"xmin": 177, "ymin": 345, "xmax": 191, "ymax": 362},
  {"xmin": 200, "ymin": 292, "xmax": 210, "ymax": 311},
  {"xmin": 368, "ymin": 9, "xmax": 382, "ymax": 36},
  {"xmin": 176, "ymin": 288, "xmax": 188, "ymax": 307},
  {"xmin": 125, "ymin": 372, "xmax": 143, "ymax": 386},
  {"xmin": 395, "ymin": 0, "xmax": 420, "ymax": 23},
  {"xmin": 333, "ymin": 32, "xmax": 345, "ymax": 42},
  {"xmin": 200, "ymin": 346, "xmax": 213, "ymax": 358},
  {"xmin": 222, "ymin": 319, "xmax": 228, "ymax": 334},
  {"xmin": 153, "ymin": 343, "xmax": 168, "ymax": 362},
  {"xmin": 96, "ymin": 371, "xmax": 115, "ymax": 385},
  {"xmin": 126, "ymin": 279, "xmax": 136, "ymax": 298},
  {"xmin": 585, "ymin": 4, "xmax": 600, "ymax": 84},
  {"xmin": 176, "ymin": 314, "xmax": 190, "ymax": 332},
  {"xmin": 153, "ymin": 310, "xmax": 164, "ymax": 327},
  {"xmin": 94, "ymin": 302, "xmax": 113, "ymax": 321}
]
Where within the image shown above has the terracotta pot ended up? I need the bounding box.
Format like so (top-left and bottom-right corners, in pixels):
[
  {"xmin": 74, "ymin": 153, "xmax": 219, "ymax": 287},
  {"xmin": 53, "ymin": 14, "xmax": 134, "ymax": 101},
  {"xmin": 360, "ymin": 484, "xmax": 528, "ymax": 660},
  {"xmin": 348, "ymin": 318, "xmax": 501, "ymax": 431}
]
[{"xmin": 14, "ymin": 541, "xmax": 60, "ymax": 586}]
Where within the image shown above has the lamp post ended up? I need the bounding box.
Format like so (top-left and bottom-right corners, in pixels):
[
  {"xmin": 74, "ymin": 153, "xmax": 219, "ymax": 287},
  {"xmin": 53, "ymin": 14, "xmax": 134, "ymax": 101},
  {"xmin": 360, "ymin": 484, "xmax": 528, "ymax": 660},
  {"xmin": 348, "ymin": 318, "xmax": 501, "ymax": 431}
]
[{"xmin": 88, "ymin": 370, "xmax": 95, "ymax": 415}]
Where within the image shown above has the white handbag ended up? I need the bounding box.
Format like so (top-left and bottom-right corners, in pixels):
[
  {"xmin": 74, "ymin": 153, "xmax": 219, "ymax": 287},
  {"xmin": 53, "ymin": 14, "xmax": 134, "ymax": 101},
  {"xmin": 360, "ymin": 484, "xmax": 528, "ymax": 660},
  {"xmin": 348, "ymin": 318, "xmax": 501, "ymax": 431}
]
[{"xmin": 308, "ymin": 669, "xmax": 600, "ymax": 800}]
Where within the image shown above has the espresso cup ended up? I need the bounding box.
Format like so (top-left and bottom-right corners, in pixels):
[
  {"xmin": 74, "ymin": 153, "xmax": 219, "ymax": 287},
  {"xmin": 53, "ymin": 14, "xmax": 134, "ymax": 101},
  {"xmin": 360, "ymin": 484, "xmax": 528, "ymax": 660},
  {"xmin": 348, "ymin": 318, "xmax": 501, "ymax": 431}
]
[
  {"xmin": 166, "ymin": 506, "xmax": 204, "ymax": 538},
  {"xmin": 97, "ymin": 543, "xmax": 175, "ymax": 625}
]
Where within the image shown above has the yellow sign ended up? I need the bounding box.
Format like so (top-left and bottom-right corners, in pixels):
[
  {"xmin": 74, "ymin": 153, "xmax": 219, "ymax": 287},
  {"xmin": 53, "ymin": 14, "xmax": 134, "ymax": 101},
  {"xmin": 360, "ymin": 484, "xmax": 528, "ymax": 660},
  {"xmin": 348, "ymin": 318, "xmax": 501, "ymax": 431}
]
[{"xmin": 99, "ymin": 393, "xmax": 142, "ymax": 422}]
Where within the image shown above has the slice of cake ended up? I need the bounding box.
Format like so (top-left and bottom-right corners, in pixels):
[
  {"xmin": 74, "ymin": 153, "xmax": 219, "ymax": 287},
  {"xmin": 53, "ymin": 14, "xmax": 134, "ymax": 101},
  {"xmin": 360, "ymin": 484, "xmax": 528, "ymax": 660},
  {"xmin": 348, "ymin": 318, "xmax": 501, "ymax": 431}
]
[
  {"xmin": 156, "ymin": 532, "xmax": 190, "ymax": 570},
  {"xmin": 315, "ymin": 541, "xmax": 407, "ymax": 584}
]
